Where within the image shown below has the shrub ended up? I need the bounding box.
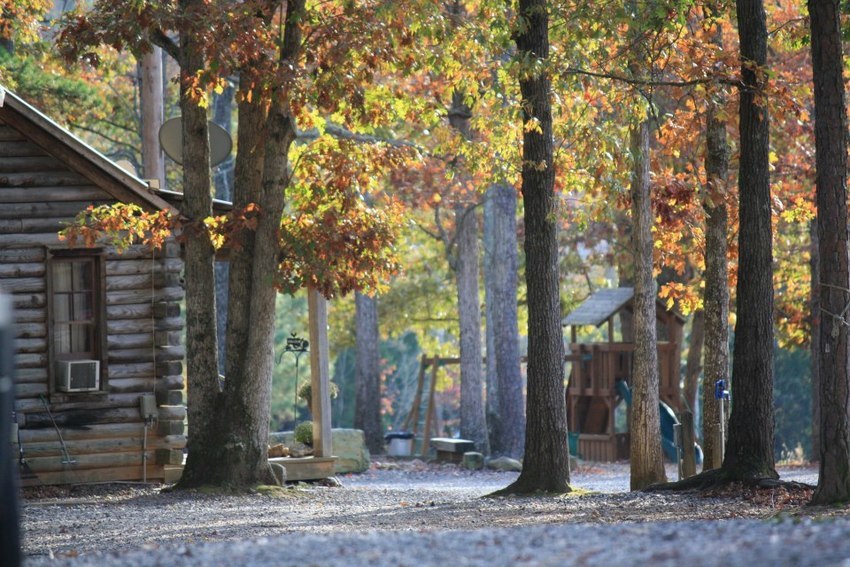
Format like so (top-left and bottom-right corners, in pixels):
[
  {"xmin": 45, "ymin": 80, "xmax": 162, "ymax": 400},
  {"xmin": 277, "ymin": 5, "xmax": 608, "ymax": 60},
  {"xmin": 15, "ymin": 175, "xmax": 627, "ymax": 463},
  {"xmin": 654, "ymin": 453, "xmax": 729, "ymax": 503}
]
[{"xmin": 294, "ymin": 421, "xmax": 314, "ymax": 445}]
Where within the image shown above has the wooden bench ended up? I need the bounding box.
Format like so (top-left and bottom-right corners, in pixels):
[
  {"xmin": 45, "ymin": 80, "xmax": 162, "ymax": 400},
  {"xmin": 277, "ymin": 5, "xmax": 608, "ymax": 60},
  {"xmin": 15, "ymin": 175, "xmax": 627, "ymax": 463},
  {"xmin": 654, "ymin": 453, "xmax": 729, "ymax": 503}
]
[{"xmin": 430, "ymin": 437, "xmax": 475, "ymax": 463}]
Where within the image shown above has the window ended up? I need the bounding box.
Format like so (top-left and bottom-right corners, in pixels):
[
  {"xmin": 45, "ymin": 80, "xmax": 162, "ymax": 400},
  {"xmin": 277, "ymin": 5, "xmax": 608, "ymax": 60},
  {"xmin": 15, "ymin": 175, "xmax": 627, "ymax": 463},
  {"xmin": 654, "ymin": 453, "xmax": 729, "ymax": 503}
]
[{"xmin": 48, "ymin": 250, "xmax": 105, "ymax": 395}]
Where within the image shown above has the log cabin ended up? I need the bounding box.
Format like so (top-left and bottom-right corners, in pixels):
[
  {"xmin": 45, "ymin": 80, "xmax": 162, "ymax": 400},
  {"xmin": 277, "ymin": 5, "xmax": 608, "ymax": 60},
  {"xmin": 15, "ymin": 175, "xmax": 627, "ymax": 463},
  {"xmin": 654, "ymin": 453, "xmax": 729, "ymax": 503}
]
[{"xmin": 0, "ymin": 87, "xmax": 188, "ymax": 486}]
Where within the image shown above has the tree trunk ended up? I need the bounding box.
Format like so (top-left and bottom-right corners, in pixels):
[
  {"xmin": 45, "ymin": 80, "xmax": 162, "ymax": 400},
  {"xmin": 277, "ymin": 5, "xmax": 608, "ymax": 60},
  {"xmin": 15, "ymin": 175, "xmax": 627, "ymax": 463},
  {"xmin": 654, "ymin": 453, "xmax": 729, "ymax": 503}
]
[
  {"xmin": 355, "ymin": 292, "xmax": 384, "ymax": 454},
  {"xmin": 175, "ymin": 2, "xmax": 223, "ymax": 487},
  {"xmin": 723, "ymin": 0, "xmax": 777, "ymax": 481},
  {"xmin": 616, "ymin": 214, "xmax": 634, "ymax": 342},
  {"xmin": 446, "ymin": 79, "xmax": 489, "ymax": 455},
  {"xmin": 455, "ymin": 204, "xmax": 490, "ymax": 454},
  {"xmin": 810, "ymin": 219, "xmax": 821, "ymax": 462},
  {"xmin": 499, "ymin": 0, "xmax": 570, "ymax": 494},
  {"xmin": 483, "ymin": 192, "xmax": 500, "ymax": 453},
  {"xmin": 139, "ymin": 47, "xmax": 165, "ymax": 188},
  {"xmin": 809, "ymin": 0, "xmax": 850, "ymax": 505},
  {"xmin": 701, "ymin": 65, "xmax": 730, "ymax": 470},
  {"xmin": 197, "ymin": 0, "xmax": 304, "ymax": 487},
  {"xmin": 484, "ymin": 183, "xmax": 525, "ymax": 458},
  {"xmin": 683, "ymin": 310, "xmax": 704, "ymax": 415},
  {"xmin": 628, "ymin": 117, "xmax": 666, "ymax": 490},
  {"xmin": 212, "ymin": 83, "xmax": 235, "ymax": 375}
]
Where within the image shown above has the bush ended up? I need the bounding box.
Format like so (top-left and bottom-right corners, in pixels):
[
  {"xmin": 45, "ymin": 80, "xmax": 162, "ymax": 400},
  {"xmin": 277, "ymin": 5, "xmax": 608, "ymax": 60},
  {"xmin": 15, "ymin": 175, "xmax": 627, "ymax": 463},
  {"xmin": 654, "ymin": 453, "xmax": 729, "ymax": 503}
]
[
  {"xmin": 294, "ymin": 421, "xmax": 314, "ymax": 445},
  {"xmin": 297, "ymin": 381, "xmax": 339, "ymax": 403}
]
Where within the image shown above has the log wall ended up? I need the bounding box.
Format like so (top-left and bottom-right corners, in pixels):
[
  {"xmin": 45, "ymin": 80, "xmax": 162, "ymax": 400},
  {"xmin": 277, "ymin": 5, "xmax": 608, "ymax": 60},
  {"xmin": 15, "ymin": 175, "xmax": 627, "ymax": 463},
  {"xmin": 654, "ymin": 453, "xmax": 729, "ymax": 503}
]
[{"xmin": 0, "ymin": 119, "xmax": 186, "ymax": 486}]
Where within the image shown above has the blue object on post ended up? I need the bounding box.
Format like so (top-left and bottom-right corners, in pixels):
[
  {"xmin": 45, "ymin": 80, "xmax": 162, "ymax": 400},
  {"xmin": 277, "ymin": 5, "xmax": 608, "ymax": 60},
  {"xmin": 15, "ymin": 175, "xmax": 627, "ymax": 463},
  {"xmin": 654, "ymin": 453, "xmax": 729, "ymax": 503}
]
[{"xmin": 714, "ymin": 379, "xmax": 730, "ymax": 400}]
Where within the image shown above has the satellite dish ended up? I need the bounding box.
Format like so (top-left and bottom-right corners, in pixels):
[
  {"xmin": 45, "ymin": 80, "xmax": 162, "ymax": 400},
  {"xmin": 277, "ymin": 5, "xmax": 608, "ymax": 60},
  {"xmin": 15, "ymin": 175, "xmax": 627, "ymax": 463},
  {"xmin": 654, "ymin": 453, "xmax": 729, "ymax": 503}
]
[
  {"xmin": 159, "ymin": 116, "xmax": 232, "ymax": 167},
  {"xmin": 114, "ymin": 159, "xmax": 137, "ymax": 176}
]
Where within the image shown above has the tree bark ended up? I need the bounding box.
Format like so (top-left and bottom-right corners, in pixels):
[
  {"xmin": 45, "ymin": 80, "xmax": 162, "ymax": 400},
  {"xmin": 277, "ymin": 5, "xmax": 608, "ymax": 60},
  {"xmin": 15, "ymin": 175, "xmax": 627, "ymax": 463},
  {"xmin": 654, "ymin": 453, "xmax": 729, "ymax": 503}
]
[
  {"xmin": 483, "ymin": 193, "xmax": 500, "ymax": 452},
  {"xmin": 498, "ymin": 0, "xmax": 570, "ymax": 494},
  {"xmin": 212, "ymin": 83, "xmax": 234, "ymax": 375},
  {"xmin": 723, "ymin": 0, "xmax": 778, "ymax": 481},
  {"xmin": 455, "ymin": 204, "xmax": 490, "ymax": 454},
  {"xmin": 616, "ymin": 214, "xmax": 634, "ymax": 342},
  {"xmin": 683, "ymin": 309, "xmax": 704, "ymax": 415},
  {"xmin": 139, "ymin": 47, "xmax": 165, "ymax": 188},
  {"xmin": 701, "ymin": 56, "xmax": 731, "ymax": 470},
  {"xmin": 628, "ymin": 117, "xmax": 666, "ymax": 490},
  {"xmin": 809, "ymin": 0, "xmax": 850, "ymax": 505},
  {"xmin": 355, "ymin": 292, "xmax": 384, "ymax": 454},
  {"xmin": 810, "ymin": 219, "xmax": 821, "ymax": 462},
  {"xmin": 175, "ymin": 0, "xmax": 222, "ymax": 488},
  {"xmin": 484, "ymin": 183, "xmax": 525, "ymax": 458}
]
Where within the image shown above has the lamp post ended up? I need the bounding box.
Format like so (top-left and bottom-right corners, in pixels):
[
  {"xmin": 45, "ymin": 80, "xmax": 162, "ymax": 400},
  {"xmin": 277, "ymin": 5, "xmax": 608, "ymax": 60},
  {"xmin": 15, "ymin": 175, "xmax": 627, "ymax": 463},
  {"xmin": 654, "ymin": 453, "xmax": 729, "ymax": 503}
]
[{"xmin": 279, "ymin": 333, "xmax": 309, "ymax": 426}]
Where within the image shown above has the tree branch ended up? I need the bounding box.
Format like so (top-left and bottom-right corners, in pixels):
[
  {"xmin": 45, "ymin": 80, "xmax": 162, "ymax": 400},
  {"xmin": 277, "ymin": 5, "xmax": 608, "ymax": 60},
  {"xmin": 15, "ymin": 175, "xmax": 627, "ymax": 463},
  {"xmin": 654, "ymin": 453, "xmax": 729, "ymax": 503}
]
[
  {"xmin": 562, "ymin": 66, "xmax": 740, "ymax": 88},
  {"xmin": 297, "ymin": 123, "xmax": 423, "ymax": 151},
  {"xmin": 150, "ymin": 28, "xmax": 179, "ymax": 62}
]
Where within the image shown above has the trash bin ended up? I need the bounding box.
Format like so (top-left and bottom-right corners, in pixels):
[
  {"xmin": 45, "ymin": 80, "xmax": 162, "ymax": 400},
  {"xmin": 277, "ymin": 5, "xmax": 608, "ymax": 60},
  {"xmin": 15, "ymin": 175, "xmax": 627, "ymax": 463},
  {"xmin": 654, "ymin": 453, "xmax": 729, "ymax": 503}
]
[{"xmin": 385, "ymin": 432, "xmax": 414, "ymax": 457}]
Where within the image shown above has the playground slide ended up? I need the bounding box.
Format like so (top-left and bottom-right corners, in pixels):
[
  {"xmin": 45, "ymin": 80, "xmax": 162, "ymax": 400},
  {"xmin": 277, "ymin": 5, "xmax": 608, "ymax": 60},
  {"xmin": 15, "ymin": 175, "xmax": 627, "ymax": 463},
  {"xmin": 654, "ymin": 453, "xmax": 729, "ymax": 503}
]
[{"xmin": 615, "ymin": 381, "xmax": 703, "ymax": 465}]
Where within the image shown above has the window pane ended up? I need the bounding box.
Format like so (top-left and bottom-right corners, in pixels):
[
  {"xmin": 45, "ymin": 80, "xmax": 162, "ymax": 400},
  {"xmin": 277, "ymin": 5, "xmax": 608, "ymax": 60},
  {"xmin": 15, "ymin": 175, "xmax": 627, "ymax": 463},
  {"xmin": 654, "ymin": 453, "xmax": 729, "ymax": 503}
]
[
  {"xmin": 70, "ymin": 324, "xmax": 92, "ymax": 352},
  {"xmin": 54, "ymin": 324, "xmax": 70, "ymax": 354},
  {"xmin": 71, "ymin": 292, "xmax": 93, "ymax": 321},
  {"xmin": 53, "ymin": 263, "xmax": 72, "ymax": 292},
  {"xmin": 55, "ymin": 323, "xmax": 93, "ymax": 355},
  {"xmin": 72, "ymin": 262, "xmax": 93, "ymax": 291},
  {"xmin": 54, "ymin": 293, "xmax": 71, "ymax": 322}
]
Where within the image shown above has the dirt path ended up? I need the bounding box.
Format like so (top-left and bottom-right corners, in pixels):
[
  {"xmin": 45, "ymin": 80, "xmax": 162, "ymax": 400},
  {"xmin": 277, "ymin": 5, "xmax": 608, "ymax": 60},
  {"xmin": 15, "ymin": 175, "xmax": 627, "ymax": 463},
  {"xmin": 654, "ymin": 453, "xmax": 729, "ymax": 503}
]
[{"xmin": 20, "ymin": 462, "xmax": 834, "ymax": 566}]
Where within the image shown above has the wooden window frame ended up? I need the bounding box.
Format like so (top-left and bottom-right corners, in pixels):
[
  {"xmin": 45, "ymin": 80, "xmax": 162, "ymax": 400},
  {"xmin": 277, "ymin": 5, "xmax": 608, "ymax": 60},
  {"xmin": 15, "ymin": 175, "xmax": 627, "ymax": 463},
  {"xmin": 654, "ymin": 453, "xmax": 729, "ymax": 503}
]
[{"xmin": 46, "ymin": 247, "xmax": 108, "ymax": 399}]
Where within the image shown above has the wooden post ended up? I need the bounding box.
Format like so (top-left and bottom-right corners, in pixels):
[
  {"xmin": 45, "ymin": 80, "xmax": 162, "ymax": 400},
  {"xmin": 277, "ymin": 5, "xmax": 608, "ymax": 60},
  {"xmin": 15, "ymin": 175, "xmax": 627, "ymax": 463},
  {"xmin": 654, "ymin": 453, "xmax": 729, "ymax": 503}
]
[
  {"xmin": 420, "ymin": 360, "xmax": 439, "ymax": 458},
  {"xmin": 308, "ymin": 287, "xmax": 332, "ymax": 458},
  {"xmin": 405, "ymin": 355, "xmax": 427, "ymax": 435},
  {"xmin": 681, "ymin": 410, "xmax": 696, "ymax": 478},
  {"xmin": 139, "ymin": 47, "xmax": 165, "ymax": 188}
]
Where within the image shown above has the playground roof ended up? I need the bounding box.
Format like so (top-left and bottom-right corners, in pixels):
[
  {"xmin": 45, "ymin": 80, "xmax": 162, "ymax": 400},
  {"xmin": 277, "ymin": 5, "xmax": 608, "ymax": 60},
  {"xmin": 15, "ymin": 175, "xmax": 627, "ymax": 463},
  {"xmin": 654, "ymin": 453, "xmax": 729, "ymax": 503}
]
[{"xmin": 562, "ymin": 287, "xmax": 635, "ymax": 327}]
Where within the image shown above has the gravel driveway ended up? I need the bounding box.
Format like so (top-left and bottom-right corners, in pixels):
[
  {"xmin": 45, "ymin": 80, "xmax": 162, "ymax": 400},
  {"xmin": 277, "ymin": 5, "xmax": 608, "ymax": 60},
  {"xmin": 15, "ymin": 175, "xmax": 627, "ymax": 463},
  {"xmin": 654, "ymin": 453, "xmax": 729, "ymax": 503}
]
[{"xmin": 20, "ymin": 462, "xmax": 844, "ymax": 567}]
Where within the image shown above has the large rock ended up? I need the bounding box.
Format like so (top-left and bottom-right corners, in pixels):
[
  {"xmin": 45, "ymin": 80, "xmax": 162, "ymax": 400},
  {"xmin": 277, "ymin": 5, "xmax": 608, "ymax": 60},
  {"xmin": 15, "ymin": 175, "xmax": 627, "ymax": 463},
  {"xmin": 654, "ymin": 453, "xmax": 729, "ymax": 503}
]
[
  {"xmin": 486, "ymin": 456, "xmax": 523, "ymax": 472},
  {"xmin": 269, "ymin": 428, "xmax": 370, "ymax": 474}
]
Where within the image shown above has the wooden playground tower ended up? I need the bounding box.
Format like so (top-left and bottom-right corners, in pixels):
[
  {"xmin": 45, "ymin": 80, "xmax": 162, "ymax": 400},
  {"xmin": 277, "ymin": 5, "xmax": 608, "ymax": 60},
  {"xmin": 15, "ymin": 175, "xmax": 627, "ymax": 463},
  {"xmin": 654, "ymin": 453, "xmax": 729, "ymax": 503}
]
[{"xmin": 564, "ymin": 288, "xmax": 685, "ymax": 462}]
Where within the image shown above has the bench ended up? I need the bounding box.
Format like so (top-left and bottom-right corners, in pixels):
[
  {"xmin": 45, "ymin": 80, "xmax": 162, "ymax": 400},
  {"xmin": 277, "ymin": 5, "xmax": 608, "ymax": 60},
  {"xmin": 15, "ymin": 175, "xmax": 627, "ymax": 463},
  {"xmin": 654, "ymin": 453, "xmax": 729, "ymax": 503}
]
[{"xmin": 430, "ymin": 437, "xmax": 475, "ymax": 463}]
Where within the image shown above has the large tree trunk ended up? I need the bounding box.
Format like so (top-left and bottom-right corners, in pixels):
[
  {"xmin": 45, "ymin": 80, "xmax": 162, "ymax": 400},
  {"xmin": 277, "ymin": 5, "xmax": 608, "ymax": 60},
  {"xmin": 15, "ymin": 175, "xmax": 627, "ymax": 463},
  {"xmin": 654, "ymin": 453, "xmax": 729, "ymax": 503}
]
[
  {"xmin": 176, "ymin": 2, "xmax": 222, "ymax": 487},
  {"xmin": 723, "ymin": 0, "xmax": 777, "ymax": 481},
  {"xmin": 616, "ymin": 213, "xmax": 634, "ymax": 342},
  {"xmin": 810, "ymin": 219, "xmax": 821, "ymax": 462},
  {"xmin": 355, "ymin": 292, "xmax": 384, "ymax": 454},
  {"xmin": 484, "ymin": 183, "xmax": 525, "ymax": 458},
  {"xmin": 446, "ymin": 80, "xmax": 489, "ymax": 454},
  {"xmin": 455, "ymin": 204, "xmax": 490, "ymax": 454},
  {"xmin": 212, "ymin": 83, "xmax": 235, "ymax": 374},
  {"xmin": 809, "ymin": 0, "xmax": 850, "ymax": 505},
  {"xmin": 499, "ymin": 0, "xmax": 570, "ymax": 494},
  {"xmin": 628, "ymin": 118, "xmax": 666, "ymax": 490},
  {"xmin": 701, "ymin": 88, "xmax": 730, "ymax": 471},
  {"xmin": 483, "ymin": 194, "xmax": 500, "ymax": 453},
  {"xmin": 205, "ymin": 0, "xmax": 304, "ymax": 487},
  {"xmin": 683, "ymin": 310, "xmax": 705, "ymax": 415}
]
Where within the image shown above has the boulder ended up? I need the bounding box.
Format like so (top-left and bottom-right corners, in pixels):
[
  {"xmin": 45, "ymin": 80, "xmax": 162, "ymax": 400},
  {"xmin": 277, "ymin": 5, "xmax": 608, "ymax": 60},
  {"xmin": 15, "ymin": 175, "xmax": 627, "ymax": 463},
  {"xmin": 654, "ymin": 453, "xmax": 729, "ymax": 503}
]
[
  {"xmin": 486, "ymin": 456, "xmax": 523, "ymax": 472},
  {"xmin": 462, "ymin": 452, "xmax": 485, "ymax": 470},
  {"xmin": 269, "ymin": 428, "xmax": 370, "ymax": 474}
]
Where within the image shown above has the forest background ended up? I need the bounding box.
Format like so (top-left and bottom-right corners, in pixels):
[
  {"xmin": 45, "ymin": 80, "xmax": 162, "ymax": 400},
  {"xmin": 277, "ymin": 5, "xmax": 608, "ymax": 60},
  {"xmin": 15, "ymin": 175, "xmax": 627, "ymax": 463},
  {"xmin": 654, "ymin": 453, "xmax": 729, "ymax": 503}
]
[{"xmin": 0, "ymin": 0, "xmax": 815, "ymax": 460}]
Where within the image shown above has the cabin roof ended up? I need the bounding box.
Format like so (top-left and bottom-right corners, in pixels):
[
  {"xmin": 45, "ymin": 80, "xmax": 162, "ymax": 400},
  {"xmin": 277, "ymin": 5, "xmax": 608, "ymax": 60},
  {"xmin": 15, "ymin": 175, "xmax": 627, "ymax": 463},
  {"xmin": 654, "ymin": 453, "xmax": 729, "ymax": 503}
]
[
  {"xmin": 562, "ymin": 287, "xmax": 686, "ymax": 327},
  {"xmin": 562, "ymin": 287, "xmax": 635, "ymax": 327},
  {"xmin": 0, "ymin": 86, "xmax": 178, "ymax": 213}
]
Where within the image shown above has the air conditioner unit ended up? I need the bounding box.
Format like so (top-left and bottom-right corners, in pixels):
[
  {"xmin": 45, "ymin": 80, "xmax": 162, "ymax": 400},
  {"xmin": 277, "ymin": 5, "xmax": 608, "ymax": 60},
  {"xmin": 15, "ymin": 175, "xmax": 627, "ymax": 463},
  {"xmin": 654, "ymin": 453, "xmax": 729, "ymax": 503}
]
[{"xmin": 56, "ymin": 360, "xmax": 100, "ymax": 393}]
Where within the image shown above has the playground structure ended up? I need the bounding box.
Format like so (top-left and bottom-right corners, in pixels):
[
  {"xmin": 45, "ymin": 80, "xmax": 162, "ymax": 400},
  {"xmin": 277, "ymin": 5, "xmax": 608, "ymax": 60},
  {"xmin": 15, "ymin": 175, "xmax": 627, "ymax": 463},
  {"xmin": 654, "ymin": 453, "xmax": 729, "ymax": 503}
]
[{"xmin": 564, "ymin": 288, "xmax": 686, "ymax": 462}]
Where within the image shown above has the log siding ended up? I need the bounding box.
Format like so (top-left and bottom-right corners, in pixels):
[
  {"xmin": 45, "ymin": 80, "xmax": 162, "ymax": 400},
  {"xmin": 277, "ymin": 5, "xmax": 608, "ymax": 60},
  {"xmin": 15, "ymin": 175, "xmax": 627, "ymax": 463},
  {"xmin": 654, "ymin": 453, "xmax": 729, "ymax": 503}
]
[{"xmin": 0, "ymin": 99, "xmax": 186, "ymax": 486}]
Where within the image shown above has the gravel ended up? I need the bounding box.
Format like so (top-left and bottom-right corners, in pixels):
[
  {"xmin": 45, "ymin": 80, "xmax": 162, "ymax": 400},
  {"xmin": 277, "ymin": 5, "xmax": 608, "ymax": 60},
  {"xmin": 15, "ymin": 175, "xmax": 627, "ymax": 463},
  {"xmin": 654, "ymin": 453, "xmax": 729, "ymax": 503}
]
[{"xmin": 19, "ymin": 462, "xmax": 845, "ymax": 566}]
